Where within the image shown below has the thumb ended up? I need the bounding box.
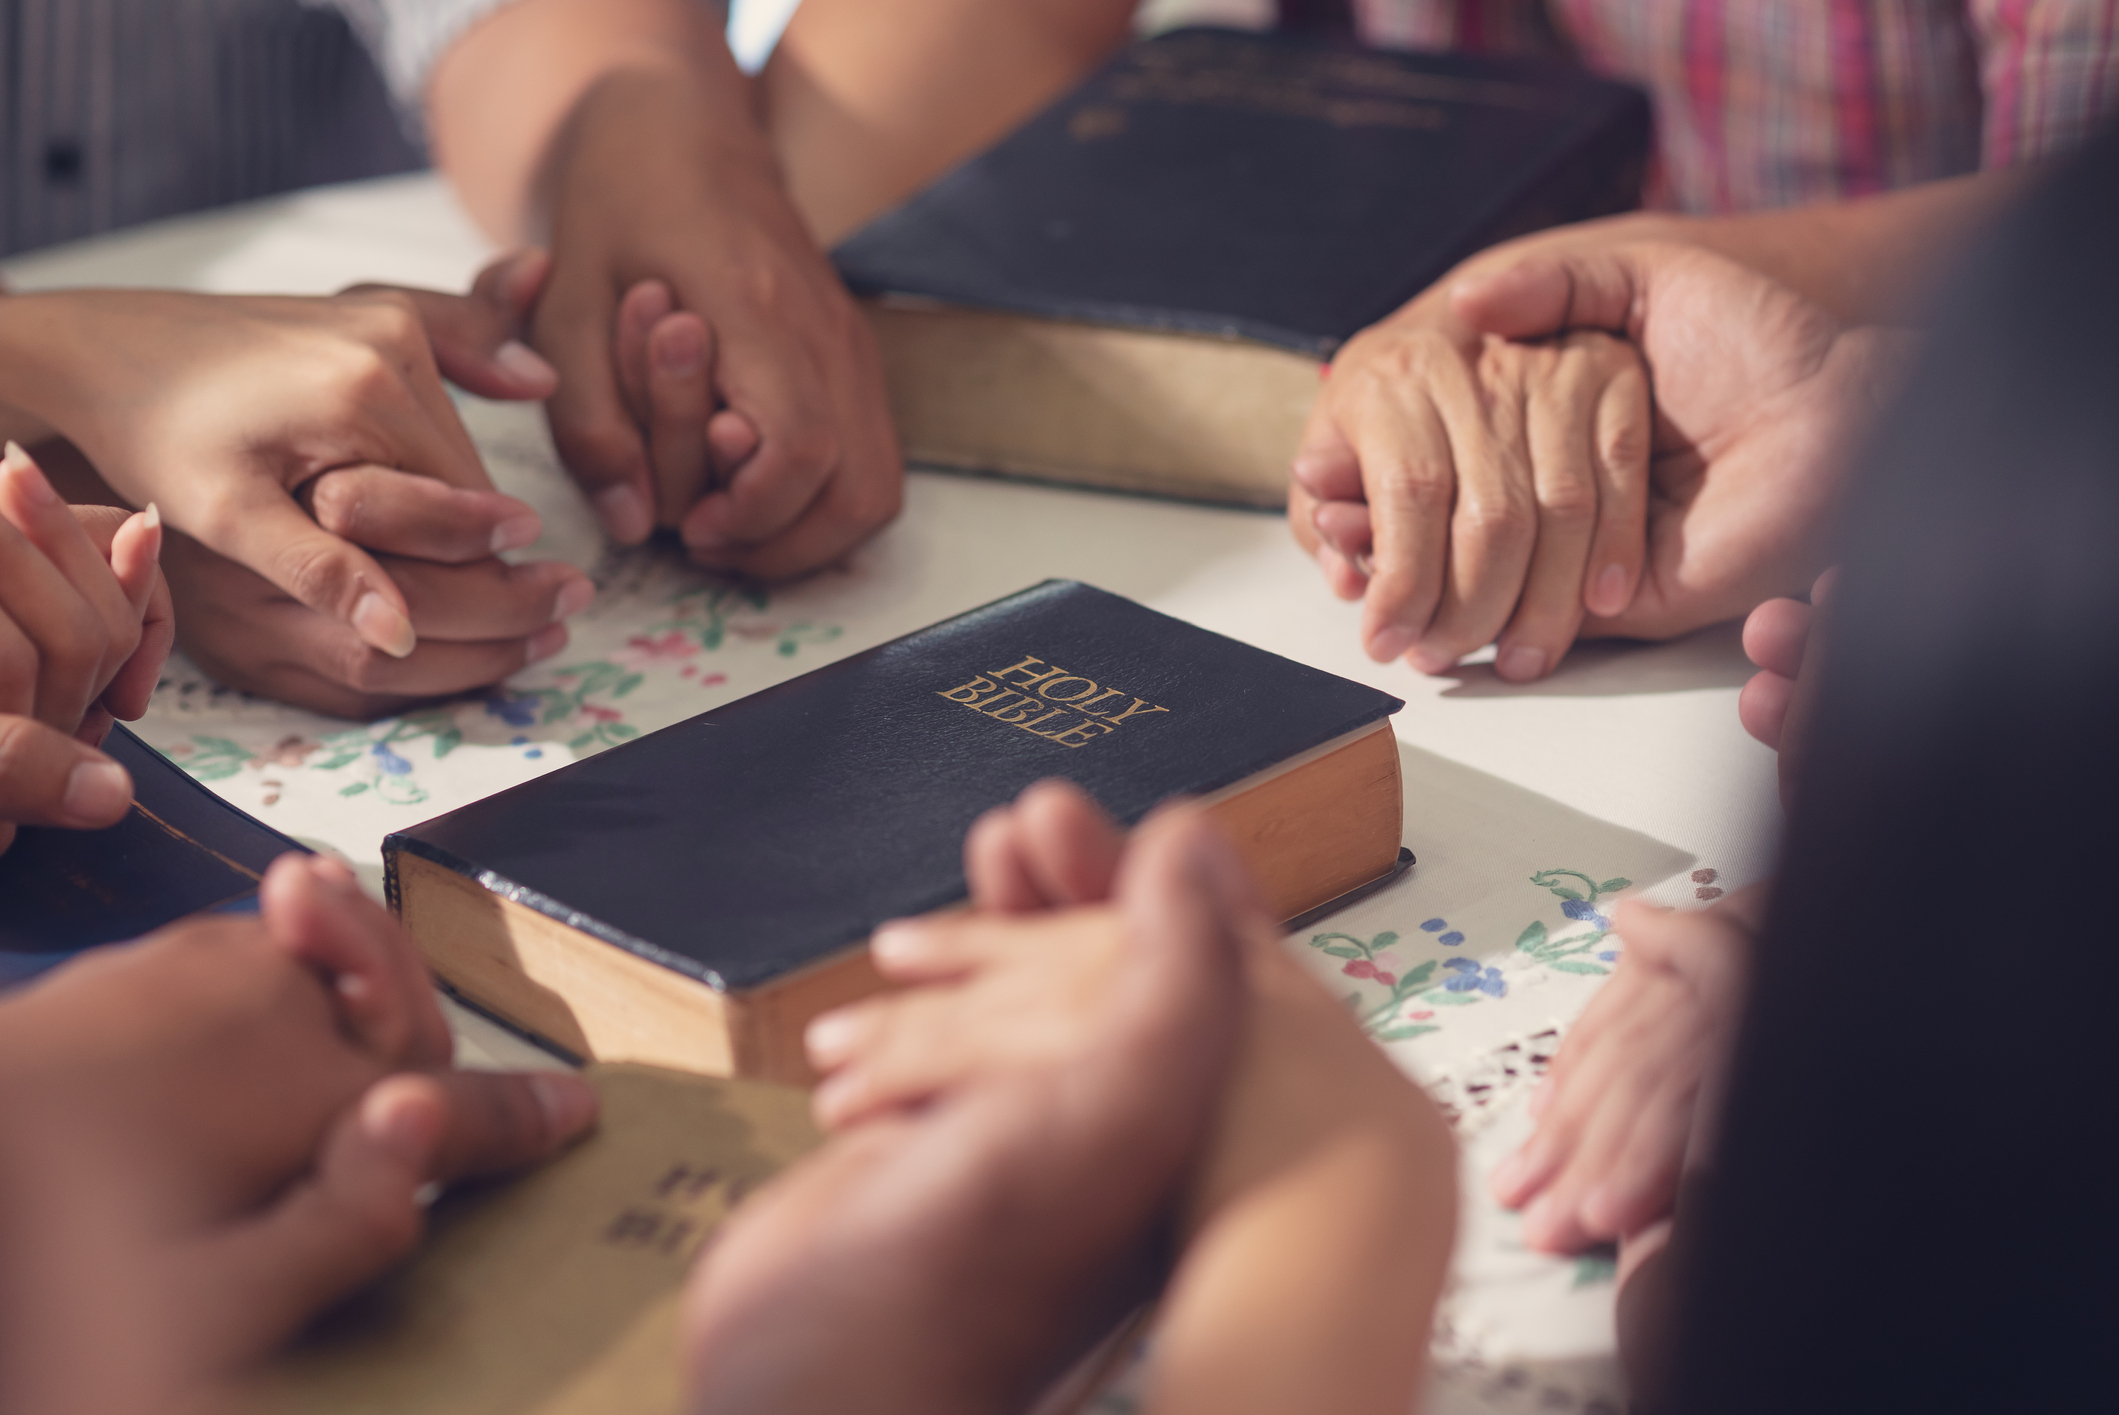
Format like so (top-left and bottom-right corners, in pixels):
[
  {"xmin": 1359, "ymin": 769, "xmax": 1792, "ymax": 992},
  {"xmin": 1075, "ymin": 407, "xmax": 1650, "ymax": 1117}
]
[
  {"xmin": 1450, "ymin": 247, "xmax": 1651, "ymax": 343},
  {"xmin": 218, "ymin": 490, "xmax": 418, "ymax": 658},
  {"xmin": 345, "ymin": 250, "xmax": 558, "ymax": 403},
  {"xmin": 0, "ymin": 712, "xmax": 134, "ymax": 838}
]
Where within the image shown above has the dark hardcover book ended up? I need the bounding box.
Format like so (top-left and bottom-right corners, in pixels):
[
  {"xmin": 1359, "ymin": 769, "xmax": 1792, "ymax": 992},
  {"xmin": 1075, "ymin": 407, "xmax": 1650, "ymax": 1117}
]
[
  {"xmin": 833, "ymin": 26, "xmax": 1651, "ymax": 505},
  {"xmin": 388, "ymin": 581, "xmax": 1407, "ymax": 1081},
  {"xmin": 0, "ymin": 724, "xmax": 307, "ymax": 984}
]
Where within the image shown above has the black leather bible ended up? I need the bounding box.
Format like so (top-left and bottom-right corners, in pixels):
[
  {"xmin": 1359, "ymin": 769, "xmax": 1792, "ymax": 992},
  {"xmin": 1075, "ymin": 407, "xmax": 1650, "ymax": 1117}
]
[
  {"xmin": 387, "ymin": 582, "xmax": 1406, "ymax": 1081},
  {"xmin": 0, "ymin": 725, "xmax": 306, "ymax": 985},
  {"xmin": 834, "ymin": 26, "xmax": 1650, "ymax": 506}
]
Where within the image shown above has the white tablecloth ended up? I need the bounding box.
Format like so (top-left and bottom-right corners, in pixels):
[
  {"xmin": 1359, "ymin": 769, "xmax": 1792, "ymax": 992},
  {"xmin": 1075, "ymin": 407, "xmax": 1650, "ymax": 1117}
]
[{"xmin": 3, "ymin": 174, "xmax": 1782, "ymax": 1415}]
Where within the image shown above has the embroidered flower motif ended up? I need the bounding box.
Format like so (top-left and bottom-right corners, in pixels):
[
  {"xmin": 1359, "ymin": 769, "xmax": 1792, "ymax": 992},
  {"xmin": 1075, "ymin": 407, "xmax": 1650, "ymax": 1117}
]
[
  {"xmin": 1560, "ymin": 899, "xmax": 1609, "ymax": 929},
  {"xmin": 579, "ymin": 704, "xmax": 622, "ymax": 724},
  {"xmin": 370, "ymin": 742, "xmax": 412, "ymax": 776},
  {"xmin": 620, "ymin": 630, "xmax": 699, "ymax": 665},
  {"xmin": 1442, "ymin": 958, "xmax": 1507, "ymax": 996},
  {"xmin": 1343, "ymin": 959, "xmax": 1397, "ymax": 988},
  {"xmin": 1420, "ymin": 918, "xmax": 1447, "ymax": 932},
  {"xmin": 484, "ymin": 694, "xmax": 540, "ymax": 727},
  {"xmin": 1439, "ymin": 931, "xmax": 1464, "ymax": 946}
]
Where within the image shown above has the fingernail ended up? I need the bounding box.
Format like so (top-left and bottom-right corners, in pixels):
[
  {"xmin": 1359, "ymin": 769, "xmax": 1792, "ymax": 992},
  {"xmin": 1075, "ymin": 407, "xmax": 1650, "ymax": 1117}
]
[
  {"xmin": 1589, "ymin": 563, "xmax": 1629, "ymax": 617},
  {"xmin": 1409, "ymin": 644, "xmax": 1458, "ymax": 675},
  {"xmin": 362, "ymin": 1086, "xmax": 438, "ymax": 1167},
  {"xmin": 1490, "ymin": 1149, "xmax": 1531, "ymax": 1202},
  {"xmin": 804, "ymin": 1010, "xmax": 862, "ymax": 1066},
  {"xmin": 655, "ymin": 320, "xmax": 704, "ymax": 376},
  {"xmin": 525, "ymin": 623, "xmax": 568, "ymax": 665},
  {"xmin": 868, "ymin": 921, "xmax": 920, "ymax": 965},
  {"xmin": 550, "ymin": 576, "xmax": 595, "ymax": 622},
  {"xmin": 493, "ymin": 339, "xmax": 557, "ymax": 387},
  {"xmin": 594, "ymin": 485, "xmax": 651, "ymax": 544},
  {"xmin": 141, "ymin": 502, "xmax": 162, "ymax": 532},
  {"xmin": 2, "ymin": 440, "xmax": 57, "ymax": 502},
  {"xmin": 528, "ymin": 1073, "xmax": 600, "ymax": 1141},
  {"xmin": 61, "ymin": 760, "xmax": 132, "ymax": 824},
  {"xmin": 491, "ymin": 512, "xmax": 543, "ymax": 554},
  {"xmin": 1496, "ymin": 646, "xmax": 1547, "ymax": 682},
  {"xmin": 1366, "ymin": 624, "xmax": 1415, "ymax": 664},
  {"xmin": 353, "ymin": 591, "xmax": 417, "ymax": 658}
]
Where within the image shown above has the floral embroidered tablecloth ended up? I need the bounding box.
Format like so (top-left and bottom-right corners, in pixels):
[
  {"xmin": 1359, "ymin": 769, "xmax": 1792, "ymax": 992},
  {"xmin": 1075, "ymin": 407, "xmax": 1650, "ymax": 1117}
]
[{"xmin": 7, "ymin": 176, "xmax": 1786, "ymax": 1415}]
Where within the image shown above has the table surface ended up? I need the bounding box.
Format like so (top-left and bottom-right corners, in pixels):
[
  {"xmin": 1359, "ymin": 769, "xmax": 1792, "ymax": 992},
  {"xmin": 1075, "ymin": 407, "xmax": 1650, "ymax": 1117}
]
[{"xmin": 4, "ymin": 173, "xmax": 1781, "ymax": 1415}]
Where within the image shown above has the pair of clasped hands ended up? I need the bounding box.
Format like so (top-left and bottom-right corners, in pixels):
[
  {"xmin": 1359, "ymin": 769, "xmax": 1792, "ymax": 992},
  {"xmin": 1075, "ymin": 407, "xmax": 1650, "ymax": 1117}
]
[
  {"xmin": 0, "ymin": 241, "xmax": 898, "ymax": 720},
  {"xmin": 1290, "ymin": 229, "xmax": 1903, "ymax": 681}
]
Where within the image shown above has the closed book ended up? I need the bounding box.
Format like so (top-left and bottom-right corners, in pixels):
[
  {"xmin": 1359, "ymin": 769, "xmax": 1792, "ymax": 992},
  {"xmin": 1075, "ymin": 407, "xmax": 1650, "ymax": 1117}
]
[
  {"xmin": 0, "ymin": 724, "xmax": 305, "ymax": 985},
  {"xmin": 387, "ymin": 581, "xmax": 1405, "ymax": 1082},
  {"xmin": 834, "ymin": 26, "xmax": 1651, "ymax": 507},
  {"xmin": 243, "ymin": 1064, "xmax": 819, "ymax": 1415}
]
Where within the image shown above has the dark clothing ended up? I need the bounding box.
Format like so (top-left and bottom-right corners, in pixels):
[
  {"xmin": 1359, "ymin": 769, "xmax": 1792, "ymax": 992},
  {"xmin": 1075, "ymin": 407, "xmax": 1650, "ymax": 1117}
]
[
  {"xmin": 0, "ymin": 0, "xmax": 419, "ymax": 258},
  {"xmin": 1672, "ymin": 121, "xmax": 2119, "ymax": 1413}
]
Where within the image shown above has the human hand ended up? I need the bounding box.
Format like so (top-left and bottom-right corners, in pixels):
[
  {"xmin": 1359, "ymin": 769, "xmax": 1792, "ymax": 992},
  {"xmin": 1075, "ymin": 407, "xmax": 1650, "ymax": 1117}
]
[
  {"xmin": 0, "ymin": 442, "xmax": 170, "ymax": 855},
  {"xmin": 534, "ymin": 68, "xmax": 902, "ymax": 577},
  {"xmin": 1489, "ymin": 890, "xmax": 1758, "ymax": 1253},
  {"xmin": 1740, "ymin": 568, "xmax": 1835, "ymax": 810},
  {"xmin": 1300, "ymin": 240, "xmax": 1905, "ymax": 677},
  {"xmin": 0, "ymin": 853, "xmax": 599, "ymax": 1399},
  {"xmin": 1292, "ymin": 308, "xmax": 1652, "ymax": 681},
  {"xmin": 4, "ymin": 252, "xmax": 593, "ymax": 690}
]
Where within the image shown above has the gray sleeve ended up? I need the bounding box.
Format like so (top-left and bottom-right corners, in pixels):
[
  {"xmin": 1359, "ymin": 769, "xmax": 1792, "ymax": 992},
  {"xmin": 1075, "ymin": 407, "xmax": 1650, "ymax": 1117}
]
[{"xmin": 305, "ymin": 0, "xmax": 525, "ymax": 112}]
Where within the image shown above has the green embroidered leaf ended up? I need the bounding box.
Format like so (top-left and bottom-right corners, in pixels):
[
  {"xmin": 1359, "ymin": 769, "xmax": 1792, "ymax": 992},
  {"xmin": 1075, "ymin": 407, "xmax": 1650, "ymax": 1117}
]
[
  {"xmin": 1550, "ymin": 886, "xmax": 1584, "ymax": 901},
  {"xmin": 312, "ymin": 749, "xmax": 364, "ymax": 771},
  {"xmin": 604, "ymin": 723, "xmax": 639, "ymax": 742},
  {"xmin": 338, "ymin": 782, "xmax": 369, "ymax": 797},
  {"xmin": 567, "ymin": 731, "xmax": 597, "ymax": 751},
  {"xmin": 1515, "ymin": 921, "xmax": 1549, "ymax": 951},
  {"xmin": 1376, "ymin": 1024, "xmax": 1440, "ymax": 1042},
  {"xmin": 1342, "ymin": 993, "xmax": 1362, "ymax": 1011},
  {"xmin": 1422, "ymin": 991, "xmax": 1483, "ymax": 1007},
  {"xmin": 1548, "ymin": 960, "xmax": 1610, "ymax": 975},
  {"xmin": 1371, "ymin": 931, "xmax": 1399, "ymax": 950},
  {"xmin": 1599, "ymin": 877, "xmax": 1631, "ymax": 892},
  {"xmin": 614, "ymin": 673, "xmax": 645, "ymax": 699},
  {"xmin": 1399, "ymin": 960, "xmax": 1438, "ymax": 988},
  {"xmin": 430, "ymin": 728, "xmax": 463, "ymax": 759},
  {"xmin": 1319, "ymin": 944, "xmax": 1363, "ymax": 960}
]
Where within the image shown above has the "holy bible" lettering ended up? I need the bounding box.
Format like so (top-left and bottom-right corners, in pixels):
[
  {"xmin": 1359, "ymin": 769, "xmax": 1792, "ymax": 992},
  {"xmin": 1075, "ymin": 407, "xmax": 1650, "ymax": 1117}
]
[{"xmin": 936, "ymin": 654, "xmax": 1170, "ymax": 747}]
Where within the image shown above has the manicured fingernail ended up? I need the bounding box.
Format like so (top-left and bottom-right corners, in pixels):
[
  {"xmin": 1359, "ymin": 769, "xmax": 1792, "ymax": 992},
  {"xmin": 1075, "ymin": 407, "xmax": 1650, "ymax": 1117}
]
[
  {"xmin": 141, "ymin": 502, "xmax": 162, "ymax": 532},
  {"xmin": 528, "ymin": 1073, "xmax": 599, "ymax": 1141},
  {"xmin": 353, "ymin": 591, "xmax": 417, "ymax": 659},
  {"xmin": 525, "ymin": 623, "xmax": 568, "ymax": 665},
  {"xmin": 1409, "ymin": 644, "xmax": 1458, "ymax": 675},
  {"xmin": 551, "ymin": 576, "xmax": 595, "ymax": 621},
  {"xmin": 1496, "ymin": 646, "xmax": 1547, "ymax": 682},
  {"xmin": 868, "ymin": 921, "xmax": 920, "ymax": 964},
  {"xmin": 655, "ymin": 320, "xmax": 704, "ymax": 375},
  {"xmin": 595, "ymin": 484, "xmax": 651, "ymax": 544},
  {"xmin": 804, "ymin": 1010, "xmax": 863, "ymax": 1066},
  {"xmin": 1591, "ymin": 564, "xmax": 1629, "ymax": 616},
  {"xmin": 2, "ymin": 440, "xmax": 57, "ymax": 502},
  {"xmin": 491, "ymin": 512, "xmax": 543, "ymax": 554},
  {"xmin": 62, "ymin": 760, "xmax": 132, "ymax": 824},
  {"xmin": 494, "ymin": 339, "xmax": 557, "ymax": 386},
  {"xmin": 1366, "ymin": 624, "xmax": 1415, "ymax": 664}
]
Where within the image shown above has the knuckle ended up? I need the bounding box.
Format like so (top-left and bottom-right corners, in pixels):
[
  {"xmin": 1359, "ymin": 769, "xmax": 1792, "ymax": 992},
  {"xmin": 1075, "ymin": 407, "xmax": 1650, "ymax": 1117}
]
[
  {"xmin": 277, "ymin": 541, "xmax": 351, "ymax": 612},
  {"xmin": 1538, "ymin": 478, "xmax": 1598, "ymax": 527},
  {"xmin": 305, "ymin": 474, "xmax": 368, "ymax": 538},
  {"xmin": 0, "ymin": 715, "xmax": 46, "ymax": 782},
  {"xmin": 1458, "ymin": 492, "xmax": 1535, "ymax": 550}
]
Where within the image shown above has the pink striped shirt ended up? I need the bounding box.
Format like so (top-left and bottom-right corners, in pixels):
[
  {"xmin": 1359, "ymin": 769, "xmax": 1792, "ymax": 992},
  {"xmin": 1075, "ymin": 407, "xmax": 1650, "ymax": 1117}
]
[{"xmin": 1348, "ymin": 0, "xmax": 2119, "ymax": 211}]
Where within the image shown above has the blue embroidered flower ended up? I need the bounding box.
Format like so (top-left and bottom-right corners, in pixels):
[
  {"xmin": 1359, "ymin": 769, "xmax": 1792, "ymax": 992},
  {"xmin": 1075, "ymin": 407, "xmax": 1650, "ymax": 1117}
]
[
  {"xmin": 1597, "ymin": 950, "xmax": 1618, "ymax": 962},
  {"xmin": 1560, "ymin": 899, "xmax": 1610, "ymax": 928},
  {"xmin": 1439, "ymin": 931, "xmax": 1465, "ymax": 946},
  {"xmin": 484, "ymin": 694, "xmax": 539, "ymax": 727},
  {"xmin": 1442, "ymin": 958, "xmax": 1506, "ymax": 996},
  {"xmin": 371, "ymin": 742, "xmax": 411, "ymax": 776},
  {"xmin": 525, "ymin": 748, "xmax": 543, "ymax": 760},
  {"xmin": 1420, "ymin": 918, "xmax": 1447, "ymax": 933}
]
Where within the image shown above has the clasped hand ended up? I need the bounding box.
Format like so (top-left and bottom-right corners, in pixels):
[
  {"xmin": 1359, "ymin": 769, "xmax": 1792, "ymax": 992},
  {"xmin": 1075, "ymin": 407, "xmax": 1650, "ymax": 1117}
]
[{"xmin": 1294, "ymin": 237, "xmax": 1902, "ymax": 680}]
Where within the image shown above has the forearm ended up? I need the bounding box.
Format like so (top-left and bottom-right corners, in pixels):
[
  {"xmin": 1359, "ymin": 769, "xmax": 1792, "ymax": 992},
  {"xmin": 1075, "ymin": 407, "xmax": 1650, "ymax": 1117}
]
[
  {"xmin": 424, "ymin": 0, "xmax": 766, "ymax": 243},
  {"xmin": 1150, "ymin": 949, "xmax": 1456, "ymax": 1415}
]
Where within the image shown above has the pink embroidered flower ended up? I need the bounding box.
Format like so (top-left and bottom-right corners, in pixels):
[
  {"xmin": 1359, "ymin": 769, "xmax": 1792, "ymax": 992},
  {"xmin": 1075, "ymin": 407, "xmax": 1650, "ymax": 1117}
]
[
  {"xmin": 620, "ymin": 630, "xmax": 699, "ymax": 665},
  {"xmin": 1342, "ymin": 960, "xmax": 1395, "ymax": 988},
  {"xmin": 579, "ymin": 704, "xmax": 622, "ymax": 723}
]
